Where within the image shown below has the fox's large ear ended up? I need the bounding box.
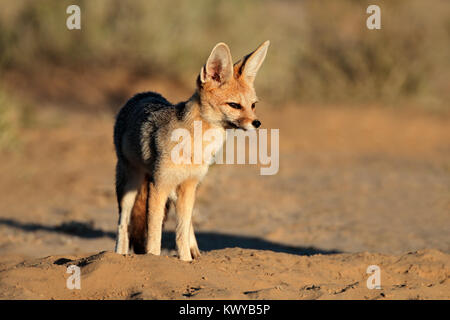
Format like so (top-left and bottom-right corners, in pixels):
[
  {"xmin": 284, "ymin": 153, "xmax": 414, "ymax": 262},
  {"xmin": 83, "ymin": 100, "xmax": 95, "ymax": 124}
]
[
  {"xmin": 200, "ymin": 42, "xmax": 233, "ymax": 86},
  {"xmin": 234, "ymin": 40, "xmax": 270, "ymax": 83}
]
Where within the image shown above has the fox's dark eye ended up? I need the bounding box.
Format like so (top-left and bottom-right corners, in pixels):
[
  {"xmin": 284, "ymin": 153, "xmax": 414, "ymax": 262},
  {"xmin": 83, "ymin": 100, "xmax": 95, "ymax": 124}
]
[
  {"xmin": 251, "ymin": 103, "xmax": 256, "ymax": 110},
  {"xmin": 227, "ymin": 102, "xmax": 242, "ymax": 110}
]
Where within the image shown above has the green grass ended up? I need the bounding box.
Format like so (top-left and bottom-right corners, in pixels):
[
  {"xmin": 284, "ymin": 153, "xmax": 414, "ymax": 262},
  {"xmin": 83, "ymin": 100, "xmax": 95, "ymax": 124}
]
[{"xmin": 0, "ymin": 0, "xmax": 449, "ymax": 109}]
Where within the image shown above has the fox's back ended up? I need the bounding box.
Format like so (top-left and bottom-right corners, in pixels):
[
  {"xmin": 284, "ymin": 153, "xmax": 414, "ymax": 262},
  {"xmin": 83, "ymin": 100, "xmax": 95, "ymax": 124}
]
[{"xmin": 114, "ymin": 91, "xmax": 175, "ymax": 166}]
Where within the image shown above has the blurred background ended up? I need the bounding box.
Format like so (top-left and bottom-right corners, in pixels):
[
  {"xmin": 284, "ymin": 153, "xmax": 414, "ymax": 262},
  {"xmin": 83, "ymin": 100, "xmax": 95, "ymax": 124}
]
[{"xmin": 0, "ymin": 0, "xmax": 449, "ymax": 258}]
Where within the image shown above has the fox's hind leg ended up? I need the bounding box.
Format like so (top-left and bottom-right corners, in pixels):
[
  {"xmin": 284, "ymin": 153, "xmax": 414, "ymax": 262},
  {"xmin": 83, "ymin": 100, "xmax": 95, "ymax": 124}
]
[{"xmin": 115, "ymin": 160, "xmax": 144, "ymax": 254}]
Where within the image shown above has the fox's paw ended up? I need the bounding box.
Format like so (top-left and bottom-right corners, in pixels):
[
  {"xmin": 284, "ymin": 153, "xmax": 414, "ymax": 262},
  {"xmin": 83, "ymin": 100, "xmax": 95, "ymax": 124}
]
[
  {"xmin": 115, "ymin": 247, "xmax": 129, "ymax": 255},
  {"xmin": 190, "ymin": 246, "xmax": 201, "ymax": 259},
  {"xmin": 179, "ymin": 252, "xmax": 193, "ymax": 262},
  {"xmin": 114, "ymin": 240, "xmax": 129, "ymax": 255}
]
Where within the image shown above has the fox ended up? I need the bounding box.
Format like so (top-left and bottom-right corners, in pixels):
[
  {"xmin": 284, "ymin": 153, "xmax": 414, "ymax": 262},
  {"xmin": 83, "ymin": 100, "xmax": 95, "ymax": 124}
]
[{"xmin": 113, "ymin": 41, "xmax": 270, "ymax": 261}]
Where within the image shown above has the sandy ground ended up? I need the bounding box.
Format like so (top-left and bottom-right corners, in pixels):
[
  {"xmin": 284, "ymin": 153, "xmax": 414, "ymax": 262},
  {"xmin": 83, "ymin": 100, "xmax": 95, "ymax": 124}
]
[
  {"xmin": 0, "ymin": 73, "xmax": 449, "ymax": 299},
  {"xmin": 1, "ymin": 249, "xmax": 448, "ymax": 300}
]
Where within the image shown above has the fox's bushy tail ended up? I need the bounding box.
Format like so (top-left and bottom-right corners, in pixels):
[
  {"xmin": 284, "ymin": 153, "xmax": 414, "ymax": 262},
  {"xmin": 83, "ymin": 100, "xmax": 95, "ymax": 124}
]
[{"xmin": 129, "ymin": 175, "xmax": 149, "ymax": 254}]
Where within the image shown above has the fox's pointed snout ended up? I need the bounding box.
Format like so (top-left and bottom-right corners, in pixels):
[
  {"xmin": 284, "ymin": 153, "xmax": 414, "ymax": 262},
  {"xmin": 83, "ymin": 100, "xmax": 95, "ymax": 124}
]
[{"xmin": 252, "ymin": 120, "xmax": 261, "ymax": 128}]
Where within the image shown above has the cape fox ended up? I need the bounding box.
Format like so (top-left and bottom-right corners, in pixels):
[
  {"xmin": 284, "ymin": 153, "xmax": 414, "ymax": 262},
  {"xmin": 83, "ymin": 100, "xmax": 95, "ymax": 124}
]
[{"xmin": 113, "ymin": 41, "xmax": 270, "ymax": 261}]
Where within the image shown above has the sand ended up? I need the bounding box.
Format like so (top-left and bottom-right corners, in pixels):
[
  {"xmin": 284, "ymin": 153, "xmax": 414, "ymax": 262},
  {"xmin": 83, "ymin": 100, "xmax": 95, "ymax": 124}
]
[{"xmin": 0, "ymin": 248, "xmax": 449, "ymax": 300}]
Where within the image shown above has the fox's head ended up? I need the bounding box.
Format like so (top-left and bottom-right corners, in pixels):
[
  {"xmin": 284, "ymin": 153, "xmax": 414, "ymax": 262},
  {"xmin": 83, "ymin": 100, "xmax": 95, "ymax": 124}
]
[{"xmin": 197, "ymin": 41, "xmax": 270, "ymax": 131}]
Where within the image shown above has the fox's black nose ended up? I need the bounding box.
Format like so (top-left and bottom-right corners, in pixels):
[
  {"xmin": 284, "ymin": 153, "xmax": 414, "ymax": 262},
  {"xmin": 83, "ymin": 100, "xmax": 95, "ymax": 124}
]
[{"xmin": 252, "ymin": 120, "xmax": 261, "ymax": 128}]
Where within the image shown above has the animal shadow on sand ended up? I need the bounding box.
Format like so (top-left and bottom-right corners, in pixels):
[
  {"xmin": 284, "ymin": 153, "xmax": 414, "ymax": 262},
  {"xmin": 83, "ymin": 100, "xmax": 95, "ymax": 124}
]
[{"xmin": 0, "ymin": 218, "xmax": 339, "ymax": 256}]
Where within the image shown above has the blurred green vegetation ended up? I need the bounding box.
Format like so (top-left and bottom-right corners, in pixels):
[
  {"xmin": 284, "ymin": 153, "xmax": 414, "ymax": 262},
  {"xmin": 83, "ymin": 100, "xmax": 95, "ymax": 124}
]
[
  {"xmin": 0, "ymin": 0, "xmax": 449, "ymax": 109},
  {"xmin": 0, "ymin": 86, "xmax": 24, "ymax": 150}
]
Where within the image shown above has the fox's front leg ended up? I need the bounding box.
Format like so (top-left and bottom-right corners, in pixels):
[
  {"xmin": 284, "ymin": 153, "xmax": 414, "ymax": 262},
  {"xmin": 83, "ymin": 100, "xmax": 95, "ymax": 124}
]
[
  {"xmin": 175, "ymin": 179, "xmax": 199, "ymax": 261},
  {"xmin": 146, "ymin": 183, "xmax": 170, "ymax": 256},
  {"xmin": 189, "ymin": 221, "xmax": 201, "ymax": 259}
]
